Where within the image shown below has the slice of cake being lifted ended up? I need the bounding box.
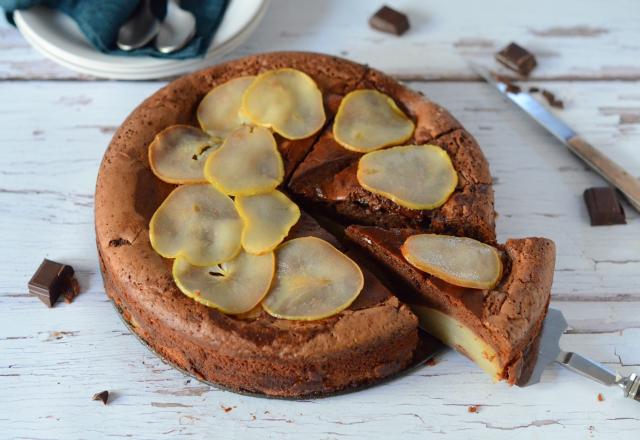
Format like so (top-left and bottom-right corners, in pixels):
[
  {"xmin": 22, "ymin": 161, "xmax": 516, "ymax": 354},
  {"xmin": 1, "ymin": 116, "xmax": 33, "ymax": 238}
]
[{"xmin": 346, "ymin": 225, "xmax": 555, "ymax": 385}]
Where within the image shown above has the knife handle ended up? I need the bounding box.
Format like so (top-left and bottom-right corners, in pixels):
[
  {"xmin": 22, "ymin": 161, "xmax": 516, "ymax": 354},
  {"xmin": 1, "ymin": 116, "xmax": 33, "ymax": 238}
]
[{"xmin": 567, "ymin": 135, "xmax": 640, "ymax": 212}]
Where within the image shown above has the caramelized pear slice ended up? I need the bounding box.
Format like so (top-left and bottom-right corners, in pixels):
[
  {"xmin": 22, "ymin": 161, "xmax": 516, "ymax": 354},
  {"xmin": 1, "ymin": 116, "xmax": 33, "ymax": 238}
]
[
  {"xmin": 197, "ymin": 76, "xmax": 256, "ymax": 139},
  {"xmin": 149, "ymin": 184, "xmax": 242, "ymax": 266},
  {"xmin": 205, "ymin": 125, "xmax": 284, "ymax": 196},
  {"xmin": 236, "ymin": 190, "xmax": 301, "ymax": 254},
  {"xmin": 148, "ymin": 125, "xmax": 217, "ymax": 184},
  {"xmin": 242, "ymin": 68, "xmax": 325, "ymax": 140},
  {"xmin": 333, "ymin": 89, "xmax": 414, "ymax": 152},
  {"xmin": 173, "ymin": 250, "xmax": 275, "ymax": 314},
  {"xmin": 262, "ymin": 237, "xmax": 364, "ymax": 320},
  {"xmin": 357, "ymin": 144, "xmax": 458, "ymax": 210},
  {"xmin": 401, "ymin": 234, "xmax": 503, "ymax": 289}
]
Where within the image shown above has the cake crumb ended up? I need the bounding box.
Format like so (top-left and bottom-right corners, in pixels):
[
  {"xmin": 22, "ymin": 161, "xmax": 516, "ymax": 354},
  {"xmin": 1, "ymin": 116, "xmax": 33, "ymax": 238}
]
[
  {"xmin": 597, "ymin": 393, "xmax": 604, "ymax": 402},
  {"xmin": 251, "ymin": 414, "xmax": 256, "ymax": 421},
  {"xmin": 220, "ymin": 404, "xmax": 235, "ymax": 413},
  {"xmin": 424, "ymin": 358, "xmax": 438, "ymax": 367},
  {"xmin": 467, "ymin": 405, "xmax": 479, "ymax": 413}
]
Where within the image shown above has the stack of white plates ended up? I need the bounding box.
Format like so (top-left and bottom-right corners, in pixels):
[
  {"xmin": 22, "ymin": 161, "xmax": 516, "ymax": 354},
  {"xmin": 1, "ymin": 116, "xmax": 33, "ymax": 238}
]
[{"xmin": 14, "ymin": 0, "xmax": 269, "ymax": 80}]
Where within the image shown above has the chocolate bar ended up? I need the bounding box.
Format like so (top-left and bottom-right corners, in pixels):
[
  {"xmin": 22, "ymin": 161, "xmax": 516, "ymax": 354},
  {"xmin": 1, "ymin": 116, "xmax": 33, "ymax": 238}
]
[
  {"xmin": 495, "ymin": 42, "xmax": 537, "ymax": 76},
  {"xmin": 369, "ymin": 6, "xmax": 410, "ymax": 36},
  {"xmin": 28, "ymin": 259, "xmax": 75, "ymax": 307},
  {"xmin": 583, "ymin": 187, "xmax": 626, "ymax": 226}
]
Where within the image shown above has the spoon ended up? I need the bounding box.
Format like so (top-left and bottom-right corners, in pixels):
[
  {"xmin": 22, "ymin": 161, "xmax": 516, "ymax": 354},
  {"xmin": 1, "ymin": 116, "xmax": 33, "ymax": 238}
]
[
  {"xmin": 154, "ymin": 0, "xmax": 197, "ymax": 54},
  {"xmin": 117, "ymin": 0, "xmax": 160, "ymax": 51}
]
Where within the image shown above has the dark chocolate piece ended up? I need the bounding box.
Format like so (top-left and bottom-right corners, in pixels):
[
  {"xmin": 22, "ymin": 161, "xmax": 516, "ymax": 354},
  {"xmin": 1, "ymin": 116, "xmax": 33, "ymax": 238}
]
[
  {"xmin": 28, "ymin": 259, "xmax": 75, "ymax": 307},
  {"xmin": 92, "ymin": 390, "xmax": 109, "ymax": 405},
  {"xmin": 583, "ymin": 187, "xmax": 626, "ymax": 226},
  {"xmin": 369, "ymin": 6, "xmax": 410, "ymax": 36},
  {"xmin": 495, "ymin": 42, "xmax": 537, "ymax": 76},
  {"xmin": 529, "ymin": 86, "xmax": 540, "ymax": 93},
  {"xmin": 541, "ymin": 89, "xmax": 564, "ymax": 109}
]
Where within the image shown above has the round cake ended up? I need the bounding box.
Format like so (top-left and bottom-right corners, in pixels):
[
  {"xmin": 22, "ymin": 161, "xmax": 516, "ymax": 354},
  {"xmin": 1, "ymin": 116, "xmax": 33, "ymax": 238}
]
[{"xmin": 95, "ymin": 52, "xmax": 555, "ymax": 397}]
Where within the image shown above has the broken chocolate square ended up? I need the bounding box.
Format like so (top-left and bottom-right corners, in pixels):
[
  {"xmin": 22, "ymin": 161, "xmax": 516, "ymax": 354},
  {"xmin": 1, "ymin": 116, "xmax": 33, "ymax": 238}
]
[
  {"xmin": 369, "ymin": 6, "xmax": 410, "ymax": 36},
  {"xmin": 495, "ymin": 42, "xmax": 537, "ymax": 76},
  {"xmin": 92, "ymin": 390, "xmax": 109, "ymax": 405},
  {"xmin": 583, "ymin": 187, "xmax": 626, "ymax": 226},
  {"xmin": 28, "ymin": 259, "xmax": 75, "ymax": 307}
]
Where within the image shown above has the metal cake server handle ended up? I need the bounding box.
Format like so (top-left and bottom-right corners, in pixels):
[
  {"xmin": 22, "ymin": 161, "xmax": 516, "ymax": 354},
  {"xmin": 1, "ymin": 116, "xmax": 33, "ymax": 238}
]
[{"xmin": 525, "ymin": 309, "xmax": 640, "ymax": 402}]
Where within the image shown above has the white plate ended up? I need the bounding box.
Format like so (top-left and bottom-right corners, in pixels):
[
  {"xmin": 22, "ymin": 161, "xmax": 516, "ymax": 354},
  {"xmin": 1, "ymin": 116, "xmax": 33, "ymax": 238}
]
[{"xmin": 14, "ymin": 0, "xmax": 268, "ymax": 80}]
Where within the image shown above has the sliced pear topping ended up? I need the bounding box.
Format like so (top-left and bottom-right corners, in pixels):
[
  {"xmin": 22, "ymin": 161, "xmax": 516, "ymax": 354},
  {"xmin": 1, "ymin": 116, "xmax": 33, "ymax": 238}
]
[
  {"xmin": 204, "ymin": 125, "xmax": 284, "ymax": 196},
  {"xmin": 357, "ymin": 144, "xmax": 458, "ymax": 210},
  {"xmin": 148, "ymin": 125, "xmax": 217, "ymax": 184},
  {"xmin": 401, "ymin": 234, "xmax": 503, "ymax": 289},
  {"xmin": 333, "ymin": 89, "xmax": 414, "ymax": 152},
  {"xmin": 173, "ymin": 250, "xmax": 275, "ymax": 315},
  {"xmin": 236, "ymin": 190, "xmax": 301, "ymax": 254},
  {"xmin": 242, "ymin": 68, "xmax": 326, "ymax": 140},
  {"xmin": 262, "ymin": 237, "xmax": 364, "ymax": 320},
  {"xmin": 197, "ymin": 76, "xmax": 256, "ymax": 139},
  {"xmin": 149, "ymin": 184, "xmax": 242, "ymax": 266}
]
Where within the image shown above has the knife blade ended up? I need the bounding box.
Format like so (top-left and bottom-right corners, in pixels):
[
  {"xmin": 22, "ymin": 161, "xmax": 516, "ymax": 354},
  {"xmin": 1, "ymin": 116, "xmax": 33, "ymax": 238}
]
[
  {"xmin": 523, "ymin": 308, "xmax": 640, "ymax": 402},
  {"xmin": 468, "ymin": 61, "xmax": 640, "ymax": 213}
]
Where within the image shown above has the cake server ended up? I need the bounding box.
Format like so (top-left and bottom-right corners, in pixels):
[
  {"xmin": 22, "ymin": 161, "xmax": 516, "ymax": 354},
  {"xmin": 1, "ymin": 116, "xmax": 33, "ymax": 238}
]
[
  {"xmin": 524, "ymin": 308, "xmax": 639, "ymax": 402},
  {"xmin": 469, "ymin": 62, "xmax": 640, "ymax": 213}
]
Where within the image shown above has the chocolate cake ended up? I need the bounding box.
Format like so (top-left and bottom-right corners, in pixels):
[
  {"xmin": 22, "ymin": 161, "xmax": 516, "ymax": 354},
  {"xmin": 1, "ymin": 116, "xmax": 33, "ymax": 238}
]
[{"xmin": 95, "ymin": 52, "xmax": 555, "ymax": 397}]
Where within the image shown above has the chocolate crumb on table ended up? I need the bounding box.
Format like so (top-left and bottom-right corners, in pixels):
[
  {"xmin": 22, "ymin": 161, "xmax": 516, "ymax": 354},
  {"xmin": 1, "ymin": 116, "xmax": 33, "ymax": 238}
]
[
  {"xmin": 583, "ymin": 187, "xmax": 626, "ymax": 226},
  {"xmin": 495, "ymin": 42, "xmax": 537, "ymax": 76},
  {"xmin": 468, "ymin": 405, "xmax": 479, "ymax": 413},
  {"xmin": 597, "ymin": 393, "xmax": 604, "ymax": 402},
  {"xmin": 369, "ymin": 5, "xmax": 410, "ymax": 36},
  {"xmin": 92, "ymin": 390, "xmax": 109, "ymax": 405},
  {"xmin": 28, "ymin": 259, "xmax": 78, "ymax": 307},
  {"xmin": 541, "ymin": 89, "xmax": 564, "ymax": 109}
]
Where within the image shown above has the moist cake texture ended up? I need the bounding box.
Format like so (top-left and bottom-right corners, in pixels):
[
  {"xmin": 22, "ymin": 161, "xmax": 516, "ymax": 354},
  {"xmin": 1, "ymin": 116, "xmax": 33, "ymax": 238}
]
[{"xmin": 95, "ymin": 52, "xmax": 555, "ymax": 397}]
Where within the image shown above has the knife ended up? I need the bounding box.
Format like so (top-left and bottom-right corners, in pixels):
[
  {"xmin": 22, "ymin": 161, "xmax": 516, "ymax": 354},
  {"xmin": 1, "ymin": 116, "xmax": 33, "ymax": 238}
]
[
  {"xmin": 523, "ymin": 308, "xmax": 639, "ymax": 402},
  {"xmin": 468, "ymin": 62, "xmax": 640, "ymax": 213}
]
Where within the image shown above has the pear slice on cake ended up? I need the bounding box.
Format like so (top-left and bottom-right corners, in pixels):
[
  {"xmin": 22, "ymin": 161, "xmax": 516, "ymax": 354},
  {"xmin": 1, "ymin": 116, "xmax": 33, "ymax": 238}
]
[
  {"xmin": 149, "ymin": 184, "xmax": 243, "ymax": 266},
  {"xmin": 401, "ymin": 234, "xmax": 503, "ymax": 289},
  {"xmin": 197, "ymin": 76, "xmax": 256, "ymax": 140},
  {"xmin": 148, "ymin": 125, "xmax": 217, "ymax": 184},
  {"xmin": 241, "ymin": 68, "xmax": 326, "ymax": 140},
  {"xmin": 333, "ymin": 89, "xmax": 414, "ymax": 153},
  {"xmin": 357, "ymin": 144, "xmax": 458, "ymax": 210},
  {"xmin": 262, "ymin": 237, "xmax": 364, "ymax": 320},
  {"xmin": 204, "ymin": 125, "xmax": 284, "ymax": 196},
  {"xmin": 173, "ymin": 250, "xmax": 275, "ymax": 315},
  {"xmin": 236, "ymin": 190, "xmax": 300, "ymax": 255}
]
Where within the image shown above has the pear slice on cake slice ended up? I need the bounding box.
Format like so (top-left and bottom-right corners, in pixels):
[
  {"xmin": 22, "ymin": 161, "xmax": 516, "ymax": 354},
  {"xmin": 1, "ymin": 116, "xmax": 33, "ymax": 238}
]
[
  {"xmin": 148, "ymin": 125, "xmax": 217, "ymax": 184},
  {"xmin": 173, "ymin": 250, "xmax": 275, "ymax": 315},
  {"xmin": 357, "ymin": 144, "xmax": 458, "ymax": 210},
  {"xmin": 401, "ymin": 234, "xmax": 503, "ymax": 289},
  {"xmin": 333, "ymin": 89, "xmax": 414, "ymax": 153},
  {"xmin": 262, "ymin": 237, "xmax": 364, "ymax": 320},
  {"xmin": 149, "ymin": 184, "xmax": 243, "ymax": 266},
  {"xmin": 204, "ymin": 125, "xmax": 284, "ymax": 196},
  {"xmin": 236, "ymin": 190, "xmax": 301, "ymax": 255},
  {"xmin": 197, "ymin": 76, "xmax": 256, "ymax": 140},
  {"xmin": 241, "ymin": 68, "xmax": 326, "ymax": 140}
]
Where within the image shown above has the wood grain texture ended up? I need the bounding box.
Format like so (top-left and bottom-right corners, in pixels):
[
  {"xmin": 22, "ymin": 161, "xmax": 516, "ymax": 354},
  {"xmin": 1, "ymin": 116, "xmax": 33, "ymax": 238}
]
[
  {"xmin": 1, "ymin": 0, "xmax": 640, "ymax": 80},
  {"xmin": 1, "ymin": 79, "xmax": 639, "ymax": 438}
]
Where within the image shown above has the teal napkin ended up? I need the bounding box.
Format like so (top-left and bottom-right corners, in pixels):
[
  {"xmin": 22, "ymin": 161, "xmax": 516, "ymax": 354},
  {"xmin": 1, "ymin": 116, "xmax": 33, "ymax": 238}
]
[{"xmin": 1, "ymin": 0, "xmax": 229, "ymax": 59}]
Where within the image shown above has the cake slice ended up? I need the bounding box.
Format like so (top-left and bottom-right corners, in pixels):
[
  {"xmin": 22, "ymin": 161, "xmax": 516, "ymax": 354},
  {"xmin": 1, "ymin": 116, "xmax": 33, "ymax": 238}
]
[{"xmin": 345, "ymin": 225, "xmax": 555, "ymax": 384}]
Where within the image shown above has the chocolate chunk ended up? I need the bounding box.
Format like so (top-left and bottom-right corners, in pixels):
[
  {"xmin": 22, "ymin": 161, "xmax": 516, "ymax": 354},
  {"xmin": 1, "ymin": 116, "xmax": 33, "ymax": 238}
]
[
  {"xmin": 528, "ymin": 87, "xmax": 540, "ymax": 93},
  {"xmin": 541, "ymin": 89, "xmax": 564, "ymax": 109},
  {"xmin": 495, "ymin": 42, "xmax": 537, "ymax": 76},
  {"xmin": 28, "ymin": 259, "xmax": 75, "ymax": 307},
  {"xmin": 369, "ymin": 6, "xmax": 410, "ymax": 36},
  {"xmin": 583, "ymin": 187, "xmax": 626, "ymax": 226},
  {"xmin": 92, "ymin": 390, "xmax": 109, "ymax": 405}
]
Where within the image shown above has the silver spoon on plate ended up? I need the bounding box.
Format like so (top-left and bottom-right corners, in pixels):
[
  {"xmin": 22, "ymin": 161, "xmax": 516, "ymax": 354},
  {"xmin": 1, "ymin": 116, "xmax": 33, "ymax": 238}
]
[{"xmin": 117, "ymin": 0, "xmax": 196, "ymax": 54}]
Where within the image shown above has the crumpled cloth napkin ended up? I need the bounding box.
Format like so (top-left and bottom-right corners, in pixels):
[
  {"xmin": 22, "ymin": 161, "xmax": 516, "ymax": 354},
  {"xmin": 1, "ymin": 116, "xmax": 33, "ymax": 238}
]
[{"xmin": 0, "ymin": 0, "xmax": 229, "ymax": 59}]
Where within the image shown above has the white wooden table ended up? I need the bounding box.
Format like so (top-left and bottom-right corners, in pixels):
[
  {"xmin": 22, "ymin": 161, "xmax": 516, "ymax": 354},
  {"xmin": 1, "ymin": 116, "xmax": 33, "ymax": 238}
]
[{"xmin": 1, "ymin": 1, "xmax": 639, "ymax": 438}]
